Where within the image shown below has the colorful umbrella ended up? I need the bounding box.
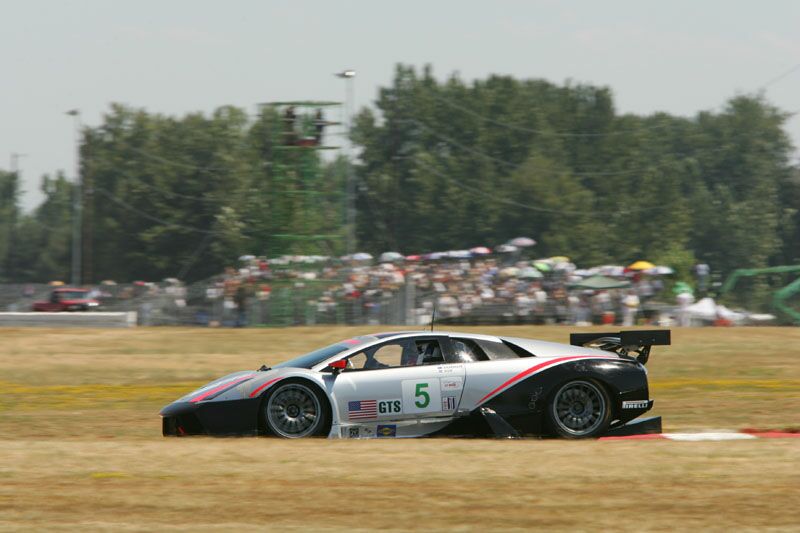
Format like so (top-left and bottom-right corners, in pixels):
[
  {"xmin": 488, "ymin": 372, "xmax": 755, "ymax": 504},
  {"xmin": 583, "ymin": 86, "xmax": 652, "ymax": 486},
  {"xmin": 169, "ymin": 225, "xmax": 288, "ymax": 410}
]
[
  {"xmin": 423, "ymin": 252, "xmax": 446, "ymax": 260},
  {"xmin": 500, "ymin": 267, "xmax": 520, "ymax": 278},
  {"xmin": 495, "ymin": 244, "xmax": 518, "ymax": 253},
  {"xmin": 519, "ymin": 267, "xmax": 544, "ymax": 279},
  {"xmin": 469, "ymin": 246, "xmax": 492, "ymax": 255},
  {"xmin": 379, "ymin": 252, "xmax": 403, "ymax": 263},
  {"xmin": 446, "ymin": 250, "xmax": 472, "ymax": 259},
  {"xmin": 645, "ymin": 266, "xmax": 674, "ymax": 275},
  {"xmin": 509, "ymin": 237, "xmax": 537, "ymax": 247},
  {"xmin": 628, "ymin": 260, "xmax": 656, "ymax": 271},
  {"xmin": 569, "ymin": 275, "xmax": 631, "ymax": 290},
  {"xmin": 598, "ymin": 265, "xmax": 626, "ymax": 277}
]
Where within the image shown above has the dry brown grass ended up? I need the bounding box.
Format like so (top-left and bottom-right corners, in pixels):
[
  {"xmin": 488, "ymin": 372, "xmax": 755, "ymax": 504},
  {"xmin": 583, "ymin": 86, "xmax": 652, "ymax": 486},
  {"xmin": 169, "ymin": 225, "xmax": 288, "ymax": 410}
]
[{"xmin": 1, "ymin": 326, "xmax": 799, "ymax": 531}]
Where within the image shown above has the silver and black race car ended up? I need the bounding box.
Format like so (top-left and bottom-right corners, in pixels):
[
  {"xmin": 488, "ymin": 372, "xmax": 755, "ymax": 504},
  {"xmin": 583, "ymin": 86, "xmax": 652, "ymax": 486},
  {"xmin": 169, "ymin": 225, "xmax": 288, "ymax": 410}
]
[{"xmin": 160, "ymin": 329, "xmax": 669, "ymax": 439}]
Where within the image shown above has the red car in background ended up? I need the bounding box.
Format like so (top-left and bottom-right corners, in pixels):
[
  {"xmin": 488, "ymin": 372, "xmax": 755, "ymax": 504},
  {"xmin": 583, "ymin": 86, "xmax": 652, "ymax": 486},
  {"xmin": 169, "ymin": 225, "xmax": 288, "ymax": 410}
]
[{"xmin": 32, "ymin": 288, "xmax": 100, "ymax": 312}]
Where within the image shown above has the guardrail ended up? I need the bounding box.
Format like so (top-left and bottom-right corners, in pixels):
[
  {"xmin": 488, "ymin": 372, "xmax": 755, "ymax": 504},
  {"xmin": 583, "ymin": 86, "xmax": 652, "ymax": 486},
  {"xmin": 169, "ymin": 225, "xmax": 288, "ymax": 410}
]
[{"xmin": 0, "ymin": 312, "xmax": 137, "ymax": 328}]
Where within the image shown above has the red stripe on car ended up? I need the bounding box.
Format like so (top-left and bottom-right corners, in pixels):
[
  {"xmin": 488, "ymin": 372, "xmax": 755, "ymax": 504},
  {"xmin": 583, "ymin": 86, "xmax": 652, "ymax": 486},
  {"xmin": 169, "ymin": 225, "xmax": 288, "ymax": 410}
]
[
  {"xmin": 477, "ymin": 355, "xmax": 605, "ymax": 405},
  {"xmin": 190, "ymin": 375, "xmax": 255, "ymax": 403},
  {"xmin": 248, "ymin": 377, "xmax": 283, "ymax": 398}
]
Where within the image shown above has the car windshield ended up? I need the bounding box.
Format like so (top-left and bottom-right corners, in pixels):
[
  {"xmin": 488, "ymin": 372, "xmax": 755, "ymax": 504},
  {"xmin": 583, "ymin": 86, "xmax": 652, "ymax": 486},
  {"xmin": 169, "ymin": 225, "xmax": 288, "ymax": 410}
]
[
  {"xmin": 273, "ymin": 336, "xmax": 377, "ymax": 369},
  {"xmin": 58, "ymin": 291, "xmax": 88, "ymax": 300}
]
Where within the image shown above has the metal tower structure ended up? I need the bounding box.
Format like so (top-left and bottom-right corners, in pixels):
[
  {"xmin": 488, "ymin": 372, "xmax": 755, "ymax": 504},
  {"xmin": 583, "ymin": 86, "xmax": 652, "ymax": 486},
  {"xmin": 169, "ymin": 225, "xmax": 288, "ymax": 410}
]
[{"xmin": 258, "ymin": 100, "xmax": 344, "ymax": 257}]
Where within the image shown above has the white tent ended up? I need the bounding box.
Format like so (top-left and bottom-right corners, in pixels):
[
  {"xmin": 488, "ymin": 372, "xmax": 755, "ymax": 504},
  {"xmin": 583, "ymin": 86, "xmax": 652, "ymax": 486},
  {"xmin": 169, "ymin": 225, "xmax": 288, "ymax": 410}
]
[{"xmin": 684, "ymin": 297, "xmax": 745, "ymax": 324}]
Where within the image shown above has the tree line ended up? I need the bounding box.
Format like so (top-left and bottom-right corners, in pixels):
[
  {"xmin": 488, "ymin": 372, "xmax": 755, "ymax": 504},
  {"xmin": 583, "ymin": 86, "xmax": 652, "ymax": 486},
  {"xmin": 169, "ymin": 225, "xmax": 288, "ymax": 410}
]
[{"xmin": 1, "ymin": 64, "xmax": 798, "ymax": 284}]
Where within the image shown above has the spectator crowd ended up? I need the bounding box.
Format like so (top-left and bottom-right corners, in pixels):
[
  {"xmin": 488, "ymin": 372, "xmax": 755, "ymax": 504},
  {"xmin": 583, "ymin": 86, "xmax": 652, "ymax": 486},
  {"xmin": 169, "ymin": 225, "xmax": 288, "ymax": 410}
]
[{"xmin": 8, "ymin": 242, "xmax": 717, "ymax": 327}]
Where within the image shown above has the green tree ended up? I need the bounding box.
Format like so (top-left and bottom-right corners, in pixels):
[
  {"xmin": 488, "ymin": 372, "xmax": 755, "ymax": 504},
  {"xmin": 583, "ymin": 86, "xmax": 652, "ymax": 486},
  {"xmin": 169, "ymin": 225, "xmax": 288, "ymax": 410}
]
[
  {"xmin": 8, "ymin": 173, "xmax": 74, "ymax": 282},
  {"xmin": 0, "ymin": 170, "xmax": 20, "ymax": 281}
]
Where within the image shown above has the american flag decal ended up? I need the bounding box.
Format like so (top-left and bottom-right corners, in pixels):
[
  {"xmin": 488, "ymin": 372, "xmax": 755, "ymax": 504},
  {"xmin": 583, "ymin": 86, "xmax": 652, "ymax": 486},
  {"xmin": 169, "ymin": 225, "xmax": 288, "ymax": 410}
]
[{"xmin": 348, "ymin": 400, "xmax": 377, "ymax": 420}]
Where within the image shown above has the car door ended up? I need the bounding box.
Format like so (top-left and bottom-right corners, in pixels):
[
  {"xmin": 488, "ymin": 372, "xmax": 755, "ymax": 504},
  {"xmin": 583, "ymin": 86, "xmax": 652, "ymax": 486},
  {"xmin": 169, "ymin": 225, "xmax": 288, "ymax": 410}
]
[
  {"xmin": 330, "ymin": 335, "xmax": 466, "ymax": 435},
  {"xmin": 41, "ymin": 292, "xmax": 61, "ymax": 312}
]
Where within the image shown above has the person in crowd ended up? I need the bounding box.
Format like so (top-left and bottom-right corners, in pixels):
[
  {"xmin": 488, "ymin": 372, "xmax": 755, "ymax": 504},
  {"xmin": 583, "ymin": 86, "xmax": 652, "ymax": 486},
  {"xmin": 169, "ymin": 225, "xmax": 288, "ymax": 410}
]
[
  {"xmin": 621, "ymin": 289, "xmax": 640, "ymax": 326},
  {"xmin": 313, "ymin": 109, "xmax": 325, "ymax": 145},
  {"xmin": 283, "ymin": 106, "xmax": 297, "ymax": 146},
  {"xmin": 676, "ymin": 289, "xmax": 695, "ymax": 327},
  {"xmin": 233, "ymin": 279, "xmax": 250, "ymax": 327},
  {"xmin": 694, "ymin": 263, "xmax": 710, "ymax": 294}
]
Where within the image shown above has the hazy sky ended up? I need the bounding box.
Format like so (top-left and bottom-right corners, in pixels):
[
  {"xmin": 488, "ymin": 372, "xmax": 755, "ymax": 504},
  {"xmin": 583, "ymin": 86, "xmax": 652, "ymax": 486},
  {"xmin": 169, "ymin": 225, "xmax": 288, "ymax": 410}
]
[{"xmin": 3, "ymin": 0, "xmax": 799, "ymax": 210}]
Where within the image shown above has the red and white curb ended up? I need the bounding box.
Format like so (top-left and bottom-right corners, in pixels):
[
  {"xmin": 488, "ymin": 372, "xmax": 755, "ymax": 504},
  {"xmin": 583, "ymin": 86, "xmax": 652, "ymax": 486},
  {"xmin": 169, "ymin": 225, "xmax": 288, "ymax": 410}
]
[{"xmin": 600, "ymin": 430, "xmax": 800, "ymax": 441}]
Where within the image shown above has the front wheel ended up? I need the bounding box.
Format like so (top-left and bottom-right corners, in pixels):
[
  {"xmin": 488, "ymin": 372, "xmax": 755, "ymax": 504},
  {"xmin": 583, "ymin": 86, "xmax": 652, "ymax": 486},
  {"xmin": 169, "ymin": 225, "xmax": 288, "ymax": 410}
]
[
  {"xmin": 263, "ymin": 381, "xmax": 328, "ymax": 438},
  {"xmin": 548, "ymin": 380, "xmax": 612, "ymax": 439}
]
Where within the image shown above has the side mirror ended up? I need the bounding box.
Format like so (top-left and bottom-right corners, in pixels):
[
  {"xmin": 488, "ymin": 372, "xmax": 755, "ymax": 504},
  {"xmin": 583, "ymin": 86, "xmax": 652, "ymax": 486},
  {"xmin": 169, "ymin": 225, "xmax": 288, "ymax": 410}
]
[{"xmin": 327, "ymin": 360, "xmax": 347, "ymax": 375}]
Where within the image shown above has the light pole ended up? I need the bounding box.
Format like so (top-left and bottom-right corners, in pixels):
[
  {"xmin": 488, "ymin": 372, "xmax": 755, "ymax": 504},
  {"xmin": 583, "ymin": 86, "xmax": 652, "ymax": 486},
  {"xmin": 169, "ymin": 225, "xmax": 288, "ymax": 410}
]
[
  {"xmin": 66, "ymin": 109, "xmax": 81, "ymax": 286},
  {"xmin": 335, "ymin": 69, "xmax": 356, "ymax": 255},
  {"xmin": 10, "ymin": 153, "xmax": 26, "ymax": 174}
]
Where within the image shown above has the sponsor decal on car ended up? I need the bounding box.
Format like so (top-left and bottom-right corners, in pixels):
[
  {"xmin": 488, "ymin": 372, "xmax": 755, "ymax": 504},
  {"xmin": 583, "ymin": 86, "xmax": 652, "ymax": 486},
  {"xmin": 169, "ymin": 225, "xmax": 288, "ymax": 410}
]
[
  {"xmin": 441, "ymin": 396, "xmax": 457, "ymax": 411},
  {"xmin": 622, "ymin": 400, "xmax": 650, "ymax": 409},
  {"xmin": 377, "ymin": 424, "xmax": 396, "ymax": 438},
  {"xmin": 348, "ymin": 400, "xmax": 377, "ymax": 420},
  {"xmin": 342, "ymin": 425, "xmax": 374, "ymax": 438},
  {"xmin": 402, "ymin": 379, "xmax": 442, "ymax": 414},
  {"xmin": 378, "ymin": 399, "xmax": 402, "ymax": 415},
  {"xmin": 440, "ymin": 377, "xmax": 463, "ymax": 392}
]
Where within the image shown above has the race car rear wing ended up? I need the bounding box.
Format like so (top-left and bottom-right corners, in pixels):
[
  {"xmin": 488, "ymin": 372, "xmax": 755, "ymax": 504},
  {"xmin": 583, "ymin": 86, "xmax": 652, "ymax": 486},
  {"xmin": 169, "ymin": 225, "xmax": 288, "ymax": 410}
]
[{"xmin": 570, "ymin": 330, "xmax": 670, "ymax": 365}]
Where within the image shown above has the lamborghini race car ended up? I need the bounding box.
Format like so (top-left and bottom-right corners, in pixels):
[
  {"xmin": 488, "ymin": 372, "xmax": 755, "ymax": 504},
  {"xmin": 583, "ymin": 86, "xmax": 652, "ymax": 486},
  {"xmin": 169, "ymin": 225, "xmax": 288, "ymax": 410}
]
[{"xmin": 160, "ymin": 330, "xmax": 669, "ymax": 439}]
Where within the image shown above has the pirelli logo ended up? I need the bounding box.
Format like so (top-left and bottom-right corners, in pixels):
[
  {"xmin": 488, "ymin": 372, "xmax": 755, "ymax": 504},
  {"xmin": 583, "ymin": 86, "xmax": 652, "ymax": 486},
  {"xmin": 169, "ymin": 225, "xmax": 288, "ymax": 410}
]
[{"xmin": 622, "ymin": 400, "xmax": 650, "ymax": 409}]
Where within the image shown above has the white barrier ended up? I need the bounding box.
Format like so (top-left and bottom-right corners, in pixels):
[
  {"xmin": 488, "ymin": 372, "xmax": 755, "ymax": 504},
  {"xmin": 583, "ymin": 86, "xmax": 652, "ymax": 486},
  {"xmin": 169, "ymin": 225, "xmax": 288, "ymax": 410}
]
[{"xmin": 0, "ymin": 312, "xmax": 137, "ymax": 328}]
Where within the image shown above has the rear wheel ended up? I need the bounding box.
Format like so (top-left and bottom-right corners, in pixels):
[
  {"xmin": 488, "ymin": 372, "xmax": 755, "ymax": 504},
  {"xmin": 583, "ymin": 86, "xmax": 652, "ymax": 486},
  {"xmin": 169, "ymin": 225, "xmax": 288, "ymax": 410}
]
[
  {"xmin": 263, "ymin": 381, "xmax": 328, "ymax": 438},
  {"xmin": 548, "ymin": 380, "xmax": 611, "ymax": 438}
]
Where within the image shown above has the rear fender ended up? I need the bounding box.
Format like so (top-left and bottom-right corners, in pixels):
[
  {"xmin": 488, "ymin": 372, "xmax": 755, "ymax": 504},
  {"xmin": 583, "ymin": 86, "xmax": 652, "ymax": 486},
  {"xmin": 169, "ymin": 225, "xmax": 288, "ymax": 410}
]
[{"xmin": 482, "ymin": 359, "xmax": 648, "ymax": 432}]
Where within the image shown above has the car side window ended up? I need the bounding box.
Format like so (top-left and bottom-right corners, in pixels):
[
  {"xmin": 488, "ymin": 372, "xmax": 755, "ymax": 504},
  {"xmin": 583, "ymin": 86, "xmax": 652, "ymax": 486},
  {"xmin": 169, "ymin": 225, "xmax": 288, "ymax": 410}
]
[
  {"xmin": 345, "ymin": 339, "xmax": 418, "ymax": 370},
  {"xmin": 451, "ymin": 338, "xmax": 489, "ymax": 362},
  {"xmin": 413, "ymin": 339, "xmax": 445, "ymax": 365},
  {"xmin": 474, "ymin": 339, "xmax": 522, "ymax": 360},
  {"xmin": 343, "ymin": 338, "xmax": 448, "ymax": 370}
]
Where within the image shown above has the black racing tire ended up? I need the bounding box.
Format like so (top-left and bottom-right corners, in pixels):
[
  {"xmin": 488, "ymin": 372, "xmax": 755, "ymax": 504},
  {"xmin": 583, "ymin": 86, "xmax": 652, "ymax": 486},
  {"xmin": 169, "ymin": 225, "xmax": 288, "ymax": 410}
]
[
  {"xmin": 547, "ymin": 379, "xmax": 612, "ymax": 439},
  {"xmin": 261, "ymin": 379, "xmax": 330, "ymax": 438}
]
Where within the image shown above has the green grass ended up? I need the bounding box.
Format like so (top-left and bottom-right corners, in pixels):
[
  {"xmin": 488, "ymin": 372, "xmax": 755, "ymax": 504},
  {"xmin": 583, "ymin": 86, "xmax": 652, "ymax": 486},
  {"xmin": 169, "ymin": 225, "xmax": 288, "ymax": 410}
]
[{"xmin": 1, "ymin": 326, "xmax": 799, "ymax": 530}]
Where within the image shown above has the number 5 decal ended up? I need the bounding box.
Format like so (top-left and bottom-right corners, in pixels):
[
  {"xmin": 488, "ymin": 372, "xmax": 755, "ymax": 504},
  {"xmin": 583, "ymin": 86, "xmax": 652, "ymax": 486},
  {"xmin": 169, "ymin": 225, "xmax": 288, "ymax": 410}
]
[
  {"xmin": 402, "ymin": 379, "xmax": 441, "ymax": 414},
  {"xmin": 414, "ymin": 383, "xmax": 430, "ymax": 408}
]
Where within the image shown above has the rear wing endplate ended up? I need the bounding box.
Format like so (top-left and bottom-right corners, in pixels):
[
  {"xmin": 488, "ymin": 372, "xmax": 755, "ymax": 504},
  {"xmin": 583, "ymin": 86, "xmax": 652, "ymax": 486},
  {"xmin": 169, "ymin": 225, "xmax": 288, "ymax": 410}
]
[{"xmin": 570, "ymin": 330, "xmax": 670, "ymax": 365}]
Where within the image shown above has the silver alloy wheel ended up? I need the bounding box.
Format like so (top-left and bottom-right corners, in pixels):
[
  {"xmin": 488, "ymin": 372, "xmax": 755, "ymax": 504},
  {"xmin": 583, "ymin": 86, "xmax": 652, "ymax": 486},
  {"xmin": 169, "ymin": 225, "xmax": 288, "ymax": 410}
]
[
  {"xmin": 551, "ymin": 380, "xmax": 607, "ymax": 437},
  {"xmin": 266, "ymin": 383, "xmax": 321, "ymax": 438}
]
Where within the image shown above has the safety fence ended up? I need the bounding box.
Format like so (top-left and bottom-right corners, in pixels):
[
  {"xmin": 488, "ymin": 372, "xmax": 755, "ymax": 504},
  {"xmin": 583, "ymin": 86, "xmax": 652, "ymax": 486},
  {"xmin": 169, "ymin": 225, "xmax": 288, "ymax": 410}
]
[
  {"xmin": 0, "ymin": 281, "xmax": 676, "ymax": 327},
  {"xmin": 0, "ymin": 281, "xmax": 415, "ymax": 327}
]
